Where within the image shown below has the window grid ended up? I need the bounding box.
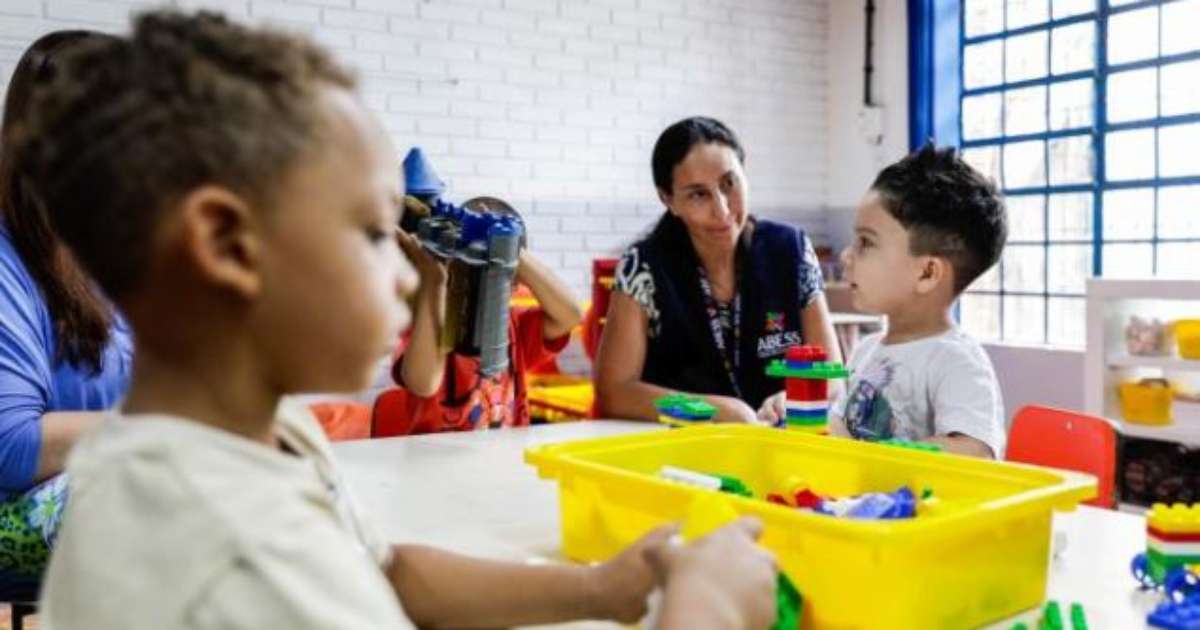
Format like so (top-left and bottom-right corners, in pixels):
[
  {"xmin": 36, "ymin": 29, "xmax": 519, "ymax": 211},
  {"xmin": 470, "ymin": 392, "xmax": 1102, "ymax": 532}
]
[{"xmin": 957, "ymin": 0, "xmax": 1200, "ymax": 347}]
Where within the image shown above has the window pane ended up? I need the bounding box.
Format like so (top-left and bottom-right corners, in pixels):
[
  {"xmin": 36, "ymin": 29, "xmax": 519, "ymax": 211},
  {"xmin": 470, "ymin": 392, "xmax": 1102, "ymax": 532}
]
[
  {"xmin": 1049, "ymin": 134, "xmax": 1093, "ymax": 185},
  {"xmin": 1049, "ymin": 193, "xmax": 1094, "ymax": 240},
  {"xmin": 1102, "ymin": 243, "xmax": 1154, "ymax": 278},
  {"xmin": 1103, "ymin": 188, "xmax": 1155, "ymax": 240},
  {"xmin": 1002, "ymin": 245, "xmax": 1046, "ymax": 292},
  {"xmin": 965, "ymin": 0, "xmax": 1005, "ymax": 38},
  {"xmin": 963, "ymin": 145, "xmax": 1003, "ymax": 185},
  {"xmin": 1007, "ymin": 194, "xmax": 1046, "ymax": 242},
  {"xmin": 1159, "ymin": 122, "xmax": 1200, "ymax": 179},
  {"xmin": 1051, "ymin": 21, "xmax": 1094, "ymax": 76},
  {"xmin": 1006, "ymin": 0, "xmax": 1048, "ymax": 29},
  {"xmin": 1004, "ymin": 140, "xmax": 1047, "ymax": 189},
  {"xmin": 1048, "ymin": 245, "xmax": 1092, "ymax": 294},
  {"xmin": 1162, "ymin": 0, "xmax": 1200, "ymax": 57},
  {"xmin": 1005, "ymin": 85, "xmax": 1047, "ymax": 136},
  {"xmin": 1049, "ymin": 79, "xmax": 1093, "ymax": 130},
  {"xmin": 1105, "ymin": 128, "xmax": 1155, "ymax": 182},
  {"xmin": 1006, "ymin": 31, "xmax": 1049, "ymax": 82},
  {"xmin": 1158, "ymin": 242, "xmax": 1200, "ymax": 279},
  {"xmin": 1158, "ymin": 185, "xmax": 1200, "ymax": 238},
  {"xmin": 1052, "ymin": 0, "xmax": 1094, "ymax": 19},
  {"xmin": 963, "ymin": 93, "xmax": 1003, "ymax": 140},
  {"xmin": 960, "ymin": 293, "xmax": 1001, "ymax": 341},
  {"xmin": 1107, "ymin": 67, "xmax": 1158, "ymax": 123},
  {"xmin": 1004, "ymin": 295, "xmax": 1046, "ymax": 344},
  {"xmin": 1107, "ymin": 7, "xmax": 1159, "ymax": 66},
  {"xmin": 965, "ymin": 40, "xmax": 1004, "ymax": 89},
  {"xmin": 972, "ymin": 263, "xmax": 1001, "ymax": 291},
  {"xmin": 1161, "ymin": 60, "xmax": 1200, "ymax": 117},
  {"xmin": 1048, "ymin": 297, "xmax": 1085, "ymax": 347}
]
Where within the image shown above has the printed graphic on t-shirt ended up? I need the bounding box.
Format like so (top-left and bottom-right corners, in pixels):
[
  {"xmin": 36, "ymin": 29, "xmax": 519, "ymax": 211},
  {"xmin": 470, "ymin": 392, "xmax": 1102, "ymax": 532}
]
[
  {"xmin": 615, "ymin": 247, "xmax": 661, "ymax": 338},
  {"xmin": 841, "ymin": 358, "xmax": 897, "ymax": 441}
]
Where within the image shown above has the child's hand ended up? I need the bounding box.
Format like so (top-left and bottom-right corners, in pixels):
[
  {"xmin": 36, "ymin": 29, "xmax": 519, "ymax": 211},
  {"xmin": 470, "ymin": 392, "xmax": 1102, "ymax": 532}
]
[
  {"xmin": 756, "ymin": 391, "xmax": 786, "ymax": 425},
  {"xmin": 395, "ymin": 229, "xmax": 447, "ymax": 290},
  {"xmin": 589, "ymin": 524, "xmax": 678, "ymax": 623},
  {"xmin": 645, "ymin": 517, "xmax": 778, "ymax": 630}
]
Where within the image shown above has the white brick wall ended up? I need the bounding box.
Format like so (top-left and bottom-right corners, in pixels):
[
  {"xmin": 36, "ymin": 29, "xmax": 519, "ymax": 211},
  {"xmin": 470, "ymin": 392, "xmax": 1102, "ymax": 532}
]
[{"xmin": 0, "ymin": 0, "xmax": 831, "ymax": 296}]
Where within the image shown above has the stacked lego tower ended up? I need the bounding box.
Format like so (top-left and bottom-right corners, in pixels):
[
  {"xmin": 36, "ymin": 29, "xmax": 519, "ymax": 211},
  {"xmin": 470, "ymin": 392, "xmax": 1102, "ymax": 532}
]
[
  {"xmin": 1147, "ymin": 503, "xmax": 1200, "ymax": 585},
  {"xmin": 765, "ymin": 345, "xmax": 849, "ymax": 432}
]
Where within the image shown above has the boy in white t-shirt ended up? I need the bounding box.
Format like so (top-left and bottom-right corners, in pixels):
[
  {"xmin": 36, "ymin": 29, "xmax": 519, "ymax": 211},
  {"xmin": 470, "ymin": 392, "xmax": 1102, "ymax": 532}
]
[
  {"xmin": 18, "ymin": 11, "xmax": 780, "ymax": 630},
  {"xmin": 769, "ymin": 145, "xmax": 1008, "ymax": 458}
]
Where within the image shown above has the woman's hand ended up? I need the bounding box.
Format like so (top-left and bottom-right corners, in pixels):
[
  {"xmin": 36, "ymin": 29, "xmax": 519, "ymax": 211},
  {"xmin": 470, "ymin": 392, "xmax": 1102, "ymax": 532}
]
[
  {"xmin": 709, "ymin": 396, "xmax": 760, "ymax": 424},
  {"xmin": 756, "ymin": 391, "xmax": 786, "ymax": 426}
]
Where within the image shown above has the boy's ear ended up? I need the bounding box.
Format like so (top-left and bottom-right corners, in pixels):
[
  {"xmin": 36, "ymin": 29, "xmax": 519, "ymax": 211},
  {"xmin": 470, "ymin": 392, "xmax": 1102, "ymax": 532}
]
[
  {"xmin": 914, "ymin": 255, "xmax": 952, "ymax": 295},
  {"xmin": 177, "ymin": 185, "xmax": 262, "ymax": 299}
]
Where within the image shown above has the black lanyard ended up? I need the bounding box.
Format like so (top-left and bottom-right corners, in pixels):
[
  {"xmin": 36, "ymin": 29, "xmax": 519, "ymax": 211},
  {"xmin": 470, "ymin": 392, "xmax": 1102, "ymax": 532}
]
[{"xmin": 697, "ymin": 267, "xmax": 743, "ymax": 399}]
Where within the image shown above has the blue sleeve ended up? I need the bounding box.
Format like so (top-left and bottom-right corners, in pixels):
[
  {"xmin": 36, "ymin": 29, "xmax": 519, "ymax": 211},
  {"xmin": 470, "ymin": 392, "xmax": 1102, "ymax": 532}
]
[{"xmin": 0, "ymin": 243, "xmax": 51, "ymax": 492}]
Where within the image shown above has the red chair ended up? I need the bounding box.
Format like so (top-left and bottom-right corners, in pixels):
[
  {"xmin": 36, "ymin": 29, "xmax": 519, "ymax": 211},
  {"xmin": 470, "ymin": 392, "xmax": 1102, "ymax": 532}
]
[{"xmin": 1006, "ymin": 405, "xmax": 1119, "ymax": 509}]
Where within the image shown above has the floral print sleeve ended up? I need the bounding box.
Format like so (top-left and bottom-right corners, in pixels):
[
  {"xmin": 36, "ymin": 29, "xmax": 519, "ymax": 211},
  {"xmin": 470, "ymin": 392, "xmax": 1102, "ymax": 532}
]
[
  {"xmin": 797, "ymin": 232, "xmax": 825, "ymax": 309},
  {"xmin": 614, "ymin": 246, "xmax": 661, "ymax": 338}
]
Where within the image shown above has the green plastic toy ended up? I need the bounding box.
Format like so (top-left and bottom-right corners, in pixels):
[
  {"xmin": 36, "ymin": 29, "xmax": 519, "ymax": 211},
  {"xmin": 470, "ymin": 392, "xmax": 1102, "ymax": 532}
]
[
  {"xmin": 879, "ymin": 438, "xmax": 944, "ymax": 453},
  {"xmin": 774, "ymin": 572, "xmax": 802, "ymax": 630}
]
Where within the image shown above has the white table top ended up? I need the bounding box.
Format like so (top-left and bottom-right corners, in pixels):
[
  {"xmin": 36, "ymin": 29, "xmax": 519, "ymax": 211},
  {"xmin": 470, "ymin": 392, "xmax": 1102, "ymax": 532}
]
[{"xmin": 333, "ymin": 422, "xmax": 1161, "ymax": 629}]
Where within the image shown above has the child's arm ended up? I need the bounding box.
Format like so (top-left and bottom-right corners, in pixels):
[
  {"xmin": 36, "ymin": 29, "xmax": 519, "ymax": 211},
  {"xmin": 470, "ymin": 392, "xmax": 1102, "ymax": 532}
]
[
  {"xmin": 925, "ymin": 434, "xmax": 994, "ymax": 458},
  {"xmin": 385, "ymin": 526, "xmax": 674, "ymax": 627},
  {"xmin": 516, "ymin": 249, "xmax": 583, "ymax": 341},
  {"xmin": 394, "ymin": 231, "xmax": 447, "ymax": 397}
]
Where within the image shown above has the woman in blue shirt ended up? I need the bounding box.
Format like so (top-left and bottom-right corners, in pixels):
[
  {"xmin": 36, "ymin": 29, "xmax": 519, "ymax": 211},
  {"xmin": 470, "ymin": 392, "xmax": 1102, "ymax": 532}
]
[{"xmin": 0, "ymin": 30, "xmax": 131, "ymax": 587}]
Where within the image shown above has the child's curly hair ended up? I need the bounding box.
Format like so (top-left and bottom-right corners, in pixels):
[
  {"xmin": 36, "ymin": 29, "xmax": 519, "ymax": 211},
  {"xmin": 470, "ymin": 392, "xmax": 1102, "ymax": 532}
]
[{"xmin": 12, "ymin": 10, "xmax": 357, "ymax": 299}]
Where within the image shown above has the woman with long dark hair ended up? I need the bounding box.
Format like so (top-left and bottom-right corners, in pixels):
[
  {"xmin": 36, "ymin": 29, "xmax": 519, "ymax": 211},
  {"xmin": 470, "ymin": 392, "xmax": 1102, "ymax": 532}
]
[
  {"xmin": 595, "ymin": 117, "xmax": 839, "ymax": 423},
  {"xmin": 0, "ymin": 30, "xmax": 131, "ymax": 584}
]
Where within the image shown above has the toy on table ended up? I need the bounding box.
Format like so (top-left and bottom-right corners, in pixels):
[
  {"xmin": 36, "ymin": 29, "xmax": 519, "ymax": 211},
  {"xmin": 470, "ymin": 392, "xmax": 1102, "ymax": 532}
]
[
  {"xmin": 400, "ymin": 147, "xmax": 524, "ymax": 377},
  {"xmin": 654, "ymin": 394, "xmax": 717, "ymax": 428},
  {"xmin": 1132, "ymin": 503, "xmax": 1200, "ymax": 588},
  {"xmin": 1016, "ymin": 600, "xmax": 1088, "ymax": 630},
  {"xmin": 765, "ymin": 345, "xmax": 849, "ymax": 432},
  {"xmin": 1148, "ymin": 595, "xmax": 1200, "ymax": 629},
  {"xmin": 879, "ymin": 438, "xmax": 943, "ymax": 453}
]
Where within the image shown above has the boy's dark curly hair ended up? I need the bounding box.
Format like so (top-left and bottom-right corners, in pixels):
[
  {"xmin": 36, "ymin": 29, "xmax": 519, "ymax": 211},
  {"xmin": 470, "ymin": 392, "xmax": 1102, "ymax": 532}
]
[
  {"xmin": 11, "ymin": 10, "xmax": 357, "ymax": 299},
  {"xmin": 871, "ymin": 143, "xmax": 1007, "ymax": 293}
]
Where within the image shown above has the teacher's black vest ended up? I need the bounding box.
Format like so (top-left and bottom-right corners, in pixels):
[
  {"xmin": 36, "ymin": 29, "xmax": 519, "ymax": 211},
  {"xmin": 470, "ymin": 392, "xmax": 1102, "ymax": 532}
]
[{"xmin": 637, "ymin": 218, "xmax": 809, "ymax": 409}]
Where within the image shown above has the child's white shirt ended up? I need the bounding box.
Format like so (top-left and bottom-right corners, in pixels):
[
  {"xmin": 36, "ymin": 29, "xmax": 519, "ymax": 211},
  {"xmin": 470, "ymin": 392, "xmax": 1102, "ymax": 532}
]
[
  {"xmin": 830, "ymin": 327, "xmax": 1007, "ymax": 457},
  {"xmin": 40, "ymin": 398, "xmax": 413, "ymax": 630}
]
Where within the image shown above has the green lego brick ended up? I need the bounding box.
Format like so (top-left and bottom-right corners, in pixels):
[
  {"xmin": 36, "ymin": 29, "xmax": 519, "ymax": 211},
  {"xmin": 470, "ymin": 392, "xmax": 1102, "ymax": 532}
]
[
  {"xmin": 765, "ymin": 360, "xmax": 850, "ymax": 380},
  {"xmin": 879, "ymin": 438, "xmax": 943, "ymax": 453},
  {"xmin": 1039, "ymin": 601, "xmax": 1063, "ymax": 630},
  {"xmin": 1070, "ymin": 602, "xmax": 1087, "ymax": 630}
]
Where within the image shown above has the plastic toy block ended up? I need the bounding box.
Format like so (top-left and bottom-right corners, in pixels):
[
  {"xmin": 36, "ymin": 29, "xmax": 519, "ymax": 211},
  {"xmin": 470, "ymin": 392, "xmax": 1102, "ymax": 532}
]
[
  {"xmin": 1149, "ymin": 548, "xmax": 1200, "ymax": 584},
  {"xmin": 659, "ymin": 466, "xmax": 752, "ymax": 498},
  {"xmin": 1166, "ymin": 568, "xmax": 1200, "ymax": 603},
  {"xmin": 766, "ymin": 360, "xmax": 851, "ymax": 380},
  {"xmin": 1148, "ymin": 596, "xmax": 1200, "ymax": 629},
  {"xmin": 1010, "ymin": 624, "xmax": 1029, "ymax": 630},
  {"xmin": 879, "ymin": 438, "xmax": 944, "ymax": 453},
  {"xmin": 654, "ymin": 394, "xmax": 717, "ymax": 427},
  {"xmin": 1038, "ymin": 600, "xmax": 1064, "ymax": 630},
  {"xmin": 1149, "ymin": 504, "xmax": 1200, "ymax": 535},
  {"xmin": 1070, "ymin": 602, "xmax": 1088, "ymax": 630},
  {"xmin": 774, "ymin": 573, "xmax": 802, "ymax": 630}
]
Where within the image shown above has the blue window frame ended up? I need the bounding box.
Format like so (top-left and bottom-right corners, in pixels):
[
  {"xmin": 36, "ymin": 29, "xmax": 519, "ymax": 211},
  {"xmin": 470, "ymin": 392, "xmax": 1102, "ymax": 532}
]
[{"xmin": 946, "ymin": 0, "xmax": 1200, "ymax": 347}]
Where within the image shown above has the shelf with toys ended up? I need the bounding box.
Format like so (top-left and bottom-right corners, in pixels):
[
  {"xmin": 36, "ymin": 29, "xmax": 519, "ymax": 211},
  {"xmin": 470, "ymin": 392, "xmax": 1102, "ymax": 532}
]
[{"xmin": 1085, "ymin": 278, "xmax": 1200, "ymax": 509}]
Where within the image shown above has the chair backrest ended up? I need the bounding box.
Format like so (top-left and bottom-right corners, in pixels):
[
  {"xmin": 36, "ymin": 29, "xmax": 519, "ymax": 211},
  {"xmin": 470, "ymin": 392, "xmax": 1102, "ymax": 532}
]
[{"xmin": 1007, "ymin": 405, "xmax": 1119, "ymax": 508}]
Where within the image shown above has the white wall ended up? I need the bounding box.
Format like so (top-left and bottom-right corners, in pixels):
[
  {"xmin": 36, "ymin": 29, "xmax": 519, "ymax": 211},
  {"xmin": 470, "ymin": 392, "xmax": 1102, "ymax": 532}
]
[
  {"xmin": 983, "ymin": 343, "xmax": 1086, "ymax": 424},
  {"xmin": 825, "ymin": 0, "xmax": 908, "ymax": 252},
  {"xmin": 0, "ymin": 0, "xmax": 833, "ymax": 296}
]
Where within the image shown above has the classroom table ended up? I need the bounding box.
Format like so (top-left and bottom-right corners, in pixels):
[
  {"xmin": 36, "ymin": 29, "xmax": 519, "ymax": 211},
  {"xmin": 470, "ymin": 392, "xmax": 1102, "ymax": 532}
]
[{"xmin": 333, "ymin": 421, "xmax": 1162, "ymax": 629}]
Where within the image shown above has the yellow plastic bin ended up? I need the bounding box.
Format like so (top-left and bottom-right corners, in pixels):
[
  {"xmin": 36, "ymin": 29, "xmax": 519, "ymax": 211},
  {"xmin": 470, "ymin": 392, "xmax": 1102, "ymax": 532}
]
[
  {"xmin": 526, "ymin": 425, "xmax": 1095, "ymax": 630},
  {"xmin": 1118, "ymin": 380, "xmax": 1173, "ymax": 425},
  {"xmin": 1177, "ymin": 319, "xmax": 1200, "ymax": 359}
]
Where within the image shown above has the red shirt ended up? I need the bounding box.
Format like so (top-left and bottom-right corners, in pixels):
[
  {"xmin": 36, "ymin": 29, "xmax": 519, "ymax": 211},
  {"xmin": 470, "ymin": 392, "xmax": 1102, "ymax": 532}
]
[{"xmin": 373, "ymin": 308, "xmax": 570, "ymax": 436}]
